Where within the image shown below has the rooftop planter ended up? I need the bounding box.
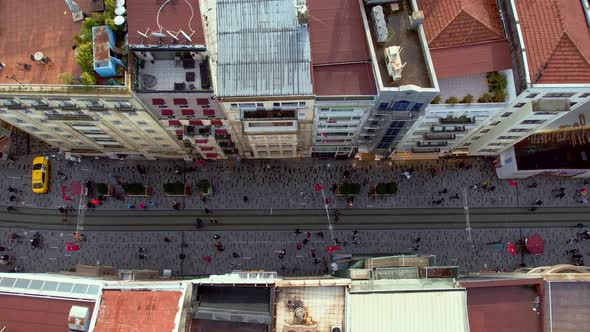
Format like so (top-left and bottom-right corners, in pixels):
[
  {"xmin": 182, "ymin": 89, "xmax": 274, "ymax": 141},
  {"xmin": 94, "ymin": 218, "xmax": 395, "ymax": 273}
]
[
  {"xmin": 95, "ymin": 183, "xmax": 113, "ymax": 196},
  {"xmin": 336, "ymin": 183, "xmax": 361, "ymax": 197},
  {"xmin": 163, "ymin": 182, "xmax": 191, "ymax": 196},
  {"xmin": 198, "ymin": 179, "xmax": 212, "ymax": 196},
  {"xmin": 122, "ymin": 183, "xmax": 152, "ymax": 196}
]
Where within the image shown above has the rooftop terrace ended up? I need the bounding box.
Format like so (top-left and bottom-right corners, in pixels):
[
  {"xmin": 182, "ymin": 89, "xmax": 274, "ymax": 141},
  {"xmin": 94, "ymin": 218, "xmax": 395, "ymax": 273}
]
[
  {"xmin": 362, "ymin": 0, "xmax": 433, "ymax": 89},
  {"xmin": 0, "ymin": 0, "xmax": 90, "ymax": 85}
]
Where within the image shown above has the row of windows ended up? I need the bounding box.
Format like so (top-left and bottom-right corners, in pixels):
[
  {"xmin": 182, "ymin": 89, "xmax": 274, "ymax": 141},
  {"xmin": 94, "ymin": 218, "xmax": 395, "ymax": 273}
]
[
  {"xmin": 377, "ymin": 101, "xmax": 423, "ymax": 112},
  {"xmin": 526, "ymin": 92, "xmax": 590, "ymax": 99}
]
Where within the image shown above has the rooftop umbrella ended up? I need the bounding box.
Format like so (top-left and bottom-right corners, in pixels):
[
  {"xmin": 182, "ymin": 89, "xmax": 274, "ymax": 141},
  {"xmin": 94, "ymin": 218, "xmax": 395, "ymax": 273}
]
[{"xmin": 526, "ymin": 234, "xmax": 545, "ymax": 255}]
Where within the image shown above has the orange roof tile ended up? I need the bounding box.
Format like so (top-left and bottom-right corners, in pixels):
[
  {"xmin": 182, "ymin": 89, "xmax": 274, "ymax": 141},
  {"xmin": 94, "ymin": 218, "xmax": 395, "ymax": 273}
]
[
  {"xmin": 94, "ymin": 290, "xmax": 182, "ymax": 332},
  {"xmin": 515, "ymin": 0, "xmax": 590, "ymax": 84},
  {"xmin": 418, "ymin": 0, "xmax": 505, "ymax": 49}
]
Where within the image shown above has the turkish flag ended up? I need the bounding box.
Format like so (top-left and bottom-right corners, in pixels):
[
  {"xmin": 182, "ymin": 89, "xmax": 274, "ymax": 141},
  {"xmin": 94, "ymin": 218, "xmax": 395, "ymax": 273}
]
[
  {"xmin": 314, "ymin": 183, "xmax": 323, "ymax": 192},
  {"xmin": 509, "ymin": 181, "xmax": 517, "ymax": 187},
  {"xmin": 507, "ymin": 242, "xmax": 516, "ymax": 256}
]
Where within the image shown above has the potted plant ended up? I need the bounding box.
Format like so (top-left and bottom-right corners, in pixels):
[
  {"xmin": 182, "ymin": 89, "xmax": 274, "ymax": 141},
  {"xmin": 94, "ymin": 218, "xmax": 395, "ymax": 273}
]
[
  {"xmin": 336, "ymin": 183, "xmax": 361, "ymax": 197},
  {"xmin": 95, "ymin": 182, "xmax": 112, "ymax": 196},
  {"xmin": 445, "ymin": 96, "xmax": 459, "ymax": 105},
  {"xmin": 375, "ymin": 182, "xmax": 398, "ymax": 195},
  {"xmin": 163, "ymin": 181, "xmax": 190, "ymax": 196},
  {"xmin": 198, "ymin": 179, "xmax": 212, "ymax": 196},
  {"xmin": 122, "ymin": 183, "xmax": 152, "ymax": 196}
]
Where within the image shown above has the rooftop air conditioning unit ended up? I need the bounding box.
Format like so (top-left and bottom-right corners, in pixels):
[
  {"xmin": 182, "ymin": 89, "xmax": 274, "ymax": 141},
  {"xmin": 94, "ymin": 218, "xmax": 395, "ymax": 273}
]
[
  {"xmin": 68, "ymin": 306, "xmax": 90, "ymax": 331},
  {"xmin": 331, "ymin": 326, "xmax": 342, "ymax": 332}
]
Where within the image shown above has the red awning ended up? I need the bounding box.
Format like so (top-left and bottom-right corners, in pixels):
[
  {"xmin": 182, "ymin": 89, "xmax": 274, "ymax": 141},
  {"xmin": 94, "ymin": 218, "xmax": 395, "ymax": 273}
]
[
  {"xmin": 215, "ymin": 129, "xmax": 228, "ymax": 135},
  {"xmin": 205, "ymin": 153, "xmax": 218, "ymax": 158},
  {"xmin": 152, "ymin": 98, "xmax": 166, "ymax": 105},
  {"xmin": 175, "ymin": 130, "xmax": 184, "ymax": 135},
  {"xmin": 197, "ymin": 98, "xmax": 209, "ymax": 106},
  {"xmin": 203, "ymin": 109, "xmax": 215, "ymax": 116},
  {"xmin": 161, "ymin": 109, "xmax": 174, "ymax": 116},
  {"xmin": 173, "ymin": 98, "xmax": 188, "ymax": 105},
  {"xmin": 181, "ymin": 109, "xmax": 195, "ymax": 116},
  {"xmin": 210, "ymin": 119, "xmax": 223, "ymax": 126},
  {"xmin": 168, "ymin": 120, "xmax": 181, "ymax": 126},
  {"xmin": 200, "ymin": 146, "xmax": 214, "ymax": 151},
  {"xmin": 189, "ymin": 120, "xmax": 204, "ymax": 126},
  {"xmin": 195, "ymin": 139, "xmax": 208, "ymax": 144}
]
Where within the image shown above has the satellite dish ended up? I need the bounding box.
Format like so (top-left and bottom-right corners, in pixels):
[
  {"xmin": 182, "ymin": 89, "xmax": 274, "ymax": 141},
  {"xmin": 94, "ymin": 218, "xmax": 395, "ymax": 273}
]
[
  {"xmin": 180, "ymin": 30, "xmax": 192, "ymax": 43},
  {"xmin": 114, "ymin": 16, "xmax": 125, "ymax": 26},
  {"xmin": 137, "ymin": 30, "xmax": 149, "ymax": 39},
  {"xmin": 166, "ymin": 30, "xmax": 179, "ymax": 41},
  {"xmin": 151, "ymin": 32, "xmax": 166, "ymax": 38}
]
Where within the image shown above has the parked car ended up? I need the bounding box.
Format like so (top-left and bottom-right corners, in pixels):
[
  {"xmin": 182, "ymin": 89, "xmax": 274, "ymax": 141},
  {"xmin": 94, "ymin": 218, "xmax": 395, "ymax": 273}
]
[{"xmin": 31, "ymin": 156, "xmax": 49, "ymax": 193}]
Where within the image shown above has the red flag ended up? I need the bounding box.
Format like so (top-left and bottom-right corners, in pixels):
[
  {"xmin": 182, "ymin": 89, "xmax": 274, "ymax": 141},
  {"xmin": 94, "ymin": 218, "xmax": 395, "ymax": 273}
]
[
  {"xmin": 509, "ymin": 181, "xmax": 517, "ymax": 187},
  {"xmin": 327, "ymin": 245, "xmax": 341, "ymax": 254},
  {"xmin": 507, "ymin": 242, "xmax": 516, "ymax": 256},
  {"xmin": 314, "ymin": 183, "xmax": 323, "ymax": 192}
]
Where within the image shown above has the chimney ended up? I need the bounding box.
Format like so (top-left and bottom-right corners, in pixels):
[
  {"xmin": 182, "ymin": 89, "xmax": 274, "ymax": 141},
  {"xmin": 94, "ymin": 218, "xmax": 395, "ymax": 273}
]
[{"xmin": 409, "ymin": 10, "xmax": 424, "ymax": 30}]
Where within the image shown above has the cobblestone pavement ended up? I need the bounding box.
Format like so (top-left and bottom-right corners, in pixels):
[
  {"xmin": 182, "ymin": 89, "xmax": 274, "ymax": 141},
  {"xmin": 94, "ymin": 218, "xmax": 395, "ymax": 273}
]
[
  {"xmin": 0, "ymin": 226, "xmax": 587, "ymax": 276},
  {"xmin": 1, "ymin": 155, "xmax": 589, "ymax": 211}
]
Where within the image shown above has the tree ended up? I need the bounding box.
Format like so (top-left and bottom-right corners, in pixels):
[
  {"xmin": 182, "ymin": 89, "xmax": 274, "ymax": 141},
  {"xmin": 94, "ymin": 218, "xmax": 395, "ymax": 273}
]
[
  {"xmin": 80, "ymin": 72, "xmax": 96, "ymax": 86},
  {"xmin": 59, "ymin": 73, "xmax": 74, "ymax": 85},
  {"xmin": 75, "ymin": 42, "xmax": 94, "ymax": 72}
]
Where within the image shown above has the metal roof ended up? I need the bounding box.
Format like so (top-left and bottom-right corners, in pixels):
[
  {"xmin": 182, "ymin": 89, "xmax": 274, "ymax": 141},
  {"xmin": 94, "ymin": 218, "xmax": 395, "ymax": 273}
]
[
  {"xmin": 348, "ymin": 280, "xmax": 470, "ymax": 332},
  {"xmin": 215, "ymin": 0, "xmax": 313, "ymax": 97}
]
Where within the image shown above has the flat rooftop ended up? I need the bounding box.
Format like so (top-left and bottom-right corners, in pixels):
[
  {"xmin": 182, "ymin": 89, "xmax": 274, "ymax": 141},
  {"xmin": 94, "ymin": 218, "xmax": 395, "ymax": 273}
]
[
  {"xmin": 309, "ymin": 0, "xmax": 376, "ymax": 96},
  {"xmin": 126, "ymin": 0, "xmax": 205, "ymax": 46},
  {"xmin": 0, "ymin": 0, "xmax": 90, "ymax": 85},
  {"xmin": 0, "ymin": 294, "xmax": 95, "ymax": 332},
  {"xmin": 363, "ymin": 0, "xmax": 432, "ymax": 88}
]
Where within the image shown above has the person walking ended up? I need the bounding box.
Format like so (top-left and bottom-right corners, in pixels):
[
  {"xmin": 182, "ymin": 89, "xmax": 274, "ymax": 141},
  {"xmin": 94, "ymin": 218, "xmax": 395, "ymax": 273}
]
[{"xmin": 6, "ymin": 206, "xmax": 16, "ymax": 212}]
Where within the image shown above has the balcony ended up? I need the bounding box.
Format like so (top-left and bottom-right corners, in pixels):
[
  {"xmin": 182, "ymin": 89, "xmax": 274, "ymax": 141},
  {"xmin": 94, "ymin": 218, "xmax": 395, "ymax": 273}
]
[
  {"xmin": 431, "ymin": 125, "xmax": 465, "ymax": 133},
  {"xmin": 242, "ymin": 110, "xmax": 297, "ymax": 120},
  {"xmin": 417, "ymin": 141, "xmax": 447, "ymax": 147},
  {"xmin": 439, "ymin": 116, "xmax": 475, "ymax": 124},
  {"xmin": 424, "ymin": 132, "xmax": 456, "ymax": 140},
  {"xmin": 412, "ymin": 147, "xmax": 440, "ymax": 153},
  {"xmin": 243, "ymin": 121, "xmax": 297, "ymax": 134},
  {"xmin": 183, "ymin": 125, "xmax": 211, "ymax": 138}
]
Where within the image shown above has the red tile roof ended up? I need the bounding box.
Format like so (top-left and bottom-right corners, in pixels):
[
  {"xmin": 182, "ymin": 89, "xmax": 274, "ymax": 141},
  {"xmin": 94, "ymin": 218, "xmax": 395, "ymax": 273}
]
[
  {"xmin": 126, "ymin": 0, "xmax": 205, "ymax": 46},
  {"xmin": 313, "ymin": 63, "xmax": 377, "ymax": 96},
  {"xmin": 515, "ymin": 0, "xmax": 590, "ymax": 84},
  {"xmin": 0, "ymin": 294, "xmax": 95, "ymax": 332},
  {"xmin": 93, "ymin": 290, "xmax": 182, "ymax": 332},
  {"xmin": 418, "ymin": 0, "xmax": 505, "ymax": 49},
  {"xmin": 308, "ymin": 0, "xmax": 376, "ymax": 96}
]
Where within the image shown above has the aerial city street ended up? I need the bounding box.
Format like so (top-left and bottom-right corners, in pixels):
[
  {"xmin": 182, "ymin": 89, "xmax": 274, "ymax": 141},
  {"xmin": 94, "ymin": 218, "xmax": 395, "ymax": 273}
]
[{"xmin": 0, "ymin": 0, "xmax": 589, "ymax": 331}]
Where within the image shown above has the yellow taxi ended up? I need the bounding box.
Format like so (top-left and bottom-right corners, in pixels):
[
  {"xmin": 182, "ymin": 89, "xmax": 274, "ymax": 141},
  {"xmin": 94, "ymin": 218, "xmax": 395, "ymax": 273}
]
[{"xmin": 31, "ymin": 156, "xmax": 49, "ymax": 194}]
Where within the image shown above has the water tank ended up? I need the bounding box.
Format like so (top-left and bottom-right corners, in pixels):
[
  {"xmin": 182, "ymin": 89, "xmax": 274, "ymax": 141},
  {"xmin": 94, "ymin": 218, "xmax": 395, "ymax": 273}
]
[{"xmin": 68, "ymin": 305, "xmax": 90, "ymax": 331}]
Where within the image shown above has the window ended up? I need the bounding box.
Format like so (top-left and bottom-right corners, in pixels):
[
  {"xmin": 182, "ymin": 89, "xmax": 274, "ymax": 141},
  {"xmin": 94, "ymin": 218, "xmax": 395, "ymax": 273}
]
[
  {"xmin": 463, "ymin": 143, "xmax": 471, "ymax": 147},
  {"xmin": 508, "ymin": 128, "xmax": 531, "ymax": 133},
  {"xmin": 514, "ymin": 103, "xmax": 526, "ymax": 108},
  {"xmin": 490, "ymin": 121, "xmax": 500, "ymax": 126},
  {"xmin": 570, "ymin": 102, "xmax": 577, "ymax": 107},
  {"xmin": 154, "ymin": 137, "xmax": 165, "ymax": 141},
  {"xmin": 501, "ymin": 112, "xmax": 512, "ymax": 117},
  {"xmin": 472, "ymin": 136, "xmax": 481, "ymax": 140},
  {"xmin": 391, "ymin": 101, "xmax": 410, "ymax": 111},
  {"xmin": 480, "ymin": 129, "xmax": 490, "ymax": 133},
  {"xmin": 545, "ymin": 92, "xmax": 575, "ymax": 98},
  {"xmin": 26, "ymin": 126, "xmax": 40, "ymax": 132},
  {"xmin": 137, "ymin": 121, "xmax": 148, "ymax": 126},
  {"xmin": 520, "ymin": 119, "xmax": 546, "ymax": 125},
  {"xmin": 479, "ymin": 148, "xmax": 500, "ymax": 153},
  {"xmin": 145, "ymin": 129, "xmax": 156, "ymax": 134},
  {"xmin": 52, "ymin": 127, "xmax": 64, "ymax": 132},
  {"xmin": 498, "ymin": 135, "xmax": 520, "ymax": 140},
  {"xmin": 111, "ymin": 120, "xmax": 122, "ymax": 125},
  {"xmin": 488, "ymin": 142, "xmax": 508, "ymax": 146},
  {"xmin": 580, "ymin": 93, "xmax": 590, "ymax": 98},
  {"xmin": 378, "ymin": 102, "xmax": 389, "ymax": 110},
  {"xmin": 121, "ymin": 129, "xmax": 132, "ymax": 133},
  {"xmin": 526, "ymin": 93, "xmax": 539, "ymax": 98},
  {"xmin": 230, "ymin": 103, "xmax": 238, "ymax": 109},
  {"xmin": 411, "ymin": 103, "xmax": 424, "ymax": 111}
]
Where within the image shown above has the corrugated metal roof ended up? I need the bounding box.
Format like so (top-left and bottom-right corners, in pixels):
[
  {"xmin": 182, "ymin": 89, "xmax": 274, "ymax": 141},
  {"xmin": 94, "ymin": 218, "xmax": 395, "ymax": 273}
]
[
  {"xmin": 216, "ymin": 0, "xmax": 313, "ymax": 97},
  {"xmin": 349, "ymin": 289, "xmax": 470, "ymax": 332}
]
